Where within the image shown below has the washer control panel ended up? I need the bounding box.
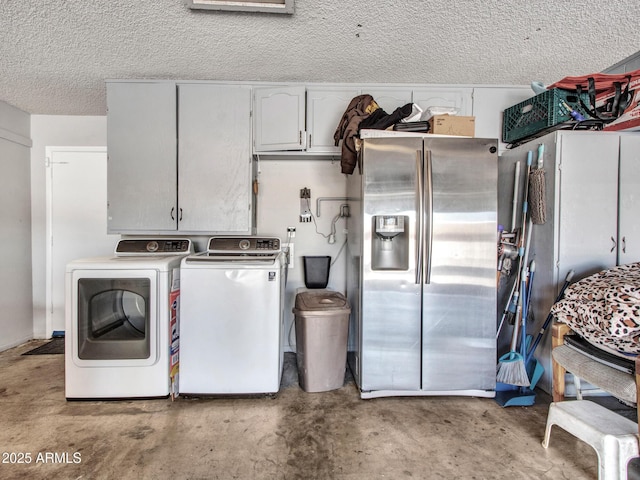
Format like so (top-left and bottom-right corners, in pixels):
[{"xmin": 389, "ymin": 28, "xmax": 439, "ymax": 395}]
[
  {"xmin": 207, "ymin": 237, "xmax": 281, "ymax": 254},
  {"xmin": 115, "ymin": 239, "xmax": 194, "ymax": 256}
]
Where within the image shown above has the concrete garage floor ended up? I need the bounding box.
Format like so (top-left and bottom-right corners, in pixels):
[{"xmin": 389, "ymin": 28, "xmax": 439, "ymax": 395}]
[{"xmin": 0, "ymin": 340, "xmax": 635, "ymax": 479}]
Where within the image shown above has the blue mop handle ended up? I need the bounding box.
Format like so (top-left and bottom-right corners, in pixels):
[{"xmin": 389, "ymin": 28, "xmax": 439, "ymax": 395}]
[{"xmin": 520, "ymin": 272, "xmax": 528, "ymax": 355}]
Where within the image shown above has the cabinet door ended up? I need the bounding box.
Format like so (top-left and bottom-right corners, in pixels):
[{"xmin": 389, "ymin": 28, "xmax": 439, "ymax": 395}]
[
  {"xmin": 412, "ymin": 87, "xmax": 473, "ymax": 116},
  {"xmin": 254, "ymin": 86, "xmax": 306, "ymax": 152},
  {"xmin": 306, "ymin": 87, "xmax": 361, "ymax": 153},
  {"xmin": 557, "ymin": 133, "xmax": 619, "ymax": 279},
  {"xmin": 618, "ymin": 134, "xmax": 640, "ymax": 264},
  {"xmin": 106, "ymin": 82, "xmax": 177, "ymax": 233},
  {"xmin": 178, "ymin": 84, "xmax": 253, "ymax": 233},
  {"xmin": 364, "ymin": 87, "xmax": 413, "ymax": 115}
]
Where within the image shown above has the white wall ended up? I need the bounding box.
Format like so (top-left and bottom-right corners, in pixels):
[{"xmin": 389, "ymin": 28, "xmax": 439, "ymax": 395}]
[
  {"xmin": 256, "ymin": 158, "xmax": 348, "ymax": 350},
  {"xmin": 0, "ymin": 101, "xmax": 33, "ymax": 351},
  {"xmin": 30, "ymin": 115, "xmax": 107, "ymax": 338},
  {"xmin": 28, "ymin": 115, "xmax": 348, "ymax": 351}
]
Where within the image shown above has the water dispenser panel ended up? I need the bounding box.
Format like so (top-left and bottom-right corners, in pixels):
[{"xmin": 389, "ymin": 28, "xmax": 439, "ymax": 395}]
[
  {"xmin": 375, "ymin": 216, "xmax": 405, "ymax": 238},
  {"xmin": 371, "ymin": 215, "xmax": 409, "ymax": 270}
]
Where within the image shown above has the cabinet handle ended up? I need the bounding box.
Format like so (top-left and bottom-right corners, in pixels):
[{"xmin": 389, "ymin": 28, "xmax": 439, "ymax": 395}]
[
  {"xmin": 179, "ymin": 208, "xmax": 183, "ymax": 222},
  {"xmin": 309, "ymin": 133, "xmax": 312, "ymax": 148},
  {"xmin": 610, "ymin": 236, "xmax": 617, "ymax": 253},
  {"xmin": 299, "ymin": 131, "xmax": 302, "ymax": 146},
  {"xmin": 623, "ymin": 236, "xmax": 626, "ymax": 254},
  {"xmin": 171, "ymin": 207, "xmax": 175, "ymax": 221}
]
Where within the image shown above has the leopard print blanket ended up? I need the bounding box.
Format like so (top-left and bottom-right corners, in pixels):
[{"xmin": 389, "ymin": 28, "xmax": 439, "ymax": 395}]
[{"xmin": 550, "ymin": 262, "xmax": 640, "ymax": 357}]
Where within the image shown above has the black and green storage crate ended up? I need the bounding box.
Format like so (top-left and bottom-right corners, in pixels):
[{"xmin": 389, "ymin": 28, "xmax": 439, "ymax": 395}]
[{"xmin": 502, "ymin": 88, "xmax": 590, "ymax": 144}]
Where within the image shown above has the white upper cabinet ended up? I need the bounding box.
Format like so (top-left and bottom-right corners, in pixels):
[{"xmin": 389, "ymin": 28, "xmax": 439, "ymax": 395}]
[
  {"xmin": 106, "ymin": 81, "xmax": 254, "ymax": 234},
  {"xmin": 253, "ymin": 86, "xmax": 306, "ymax": 152},
  {"xmin": 364, "ymin": 87, "xmax": 413, "ymax": 114},
  {"xmin": 107, "ymin": 81, "xmax": 177, "ymax": 233},
  {"xmin": 253, "ymin": 85, "xmax": 488, "ymax": 155},
  {"xmin": 306, "ymin": 86, "xmax": 361, "ymax": 153},
  {"xmin": 365, "ymin": 87, "xmax": 472, "ymax": 118},
  {"xmin": 412, "ymin": 87, "xmax": 473, "ymax": 116},
  {"xmin": 254, "ymin": 85, "xmax": 362, "ymax": 154},
  {"xmin": 178, "ymin": 83, "xmax": 253, "ymax": 234}
]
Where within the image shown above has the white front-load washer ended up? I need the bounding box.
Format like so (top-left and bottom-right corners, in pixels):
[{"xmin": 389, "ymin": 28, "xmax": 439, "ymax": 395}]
[
  {"xmin": 179, "ymin": 236, "xmax": 286, "ymax": 395},
  {"xmin": 65, "ymin": 238, "xmax": 193, "ymax": 400}
]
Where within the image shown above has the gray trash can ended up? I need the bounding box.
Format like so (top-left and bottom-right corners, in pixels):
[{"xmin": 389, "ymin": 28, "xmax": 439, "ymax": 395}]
[{"xmin": 292, "ymin": 290, "xmax": 351, "ymax": 393}]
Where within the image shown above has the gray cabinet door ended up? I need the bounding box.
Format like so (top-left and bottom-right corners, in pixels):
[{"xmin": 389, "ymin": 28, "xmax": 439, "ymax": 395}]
[
  {"xmin": 178, "ymin": 84, "xmax": 253, "ymax": 233},
  {"xmin": 107, "ymin": 82, "xmax": 177, "ymax": 233},
  {"xmin": 364, "ymin": 87, "xmax": 412, "ymax": 114},
  {"xmin": 618, "ymin": 134, "xmax": 640, "ymax": 264},
  {"xmin": 253, "ymin": 86, "xmax": 306, "ymax": 152},
  {"xmin": 412, "ymin": 87, "xmax": 473, "ymax": 116},
  {"xmin": 306, "ymin": 86, "xmax": 361, "ymax": 153},
  {"xmin": 556, "ymin": 132, "xmax": 619, "ymax": 281}
]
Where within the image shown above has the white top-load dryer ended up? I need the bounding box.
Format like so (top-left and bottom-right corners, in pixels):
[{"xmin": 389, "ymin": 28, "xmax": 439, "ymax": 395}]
[
  {"xmin": 179, "ymin": 236, "xmax": 286, "ymax": 395},
  {"xmin": 65, "ymin": 238, "xmax": 193, "ymax": 399}
]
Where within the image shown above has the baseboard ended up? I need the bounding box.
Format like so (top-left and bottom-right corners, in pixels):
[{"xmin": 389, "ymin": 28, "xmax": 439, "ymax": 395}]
[{"xmin": 0, "ymin": 334, "xmax": 34, "ymax": 353}]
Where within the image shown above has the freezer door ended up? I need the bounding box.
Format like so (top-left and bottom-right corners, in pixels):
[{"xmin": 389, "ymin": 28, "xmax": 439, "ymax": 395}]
[
  {"xmin": 360, "ymin": 136, "xmax": 422, "ymax": 391},
  {"xmin": 421, "ymin": 137, "xmax": 497, "ymax": 392}
]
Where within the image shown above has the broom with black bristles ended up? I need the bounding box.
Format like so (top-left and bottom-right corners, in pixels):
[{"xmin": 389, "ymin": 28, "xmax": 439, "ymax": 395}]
[{"xmin": 496, "ymin": 150, "xmax": 534, "ymax": 387}]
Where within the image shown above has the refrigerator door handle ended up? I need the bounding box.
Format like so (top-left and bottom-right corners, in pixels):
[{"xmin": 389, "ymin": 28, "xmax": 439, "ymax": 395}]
[
  {"xmin": 424, "ymin": 150, "xmax": 434, "ymax": 285},
  {"xmin": 415, "ymin": 150, "xmax": 424, "ymax": 285}
]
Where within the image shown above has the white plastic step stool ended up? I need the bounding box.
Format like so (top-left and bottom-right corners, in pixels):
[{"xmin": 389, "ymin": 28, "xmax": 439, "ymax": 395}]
[{"xmin": 542, "ymin": 400, "xmax": 639, "ymax": 480}]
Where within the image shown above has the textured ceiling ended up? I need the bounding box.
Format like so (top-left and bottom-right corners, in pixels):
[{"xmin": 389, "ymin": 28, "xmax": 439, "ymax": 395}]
[{"xmin": 1, "ymin": 0, "xmax": 638, "ymax": 115}]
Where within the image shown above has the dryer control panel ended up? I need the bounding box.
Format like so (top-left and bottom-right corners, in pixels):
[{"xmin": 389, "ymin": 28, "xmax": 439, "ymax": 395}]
[{"xmin": 115, "ymin": 239, "xmax": 194, "ymax": 256}]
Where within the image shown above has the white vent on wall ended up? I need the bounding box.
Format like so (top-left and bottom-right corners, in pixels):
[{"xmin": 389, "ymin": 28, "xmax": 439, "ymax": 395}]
[{"xmin": 187, "ymin": 0, "xmax": 294, "ymax": 14}]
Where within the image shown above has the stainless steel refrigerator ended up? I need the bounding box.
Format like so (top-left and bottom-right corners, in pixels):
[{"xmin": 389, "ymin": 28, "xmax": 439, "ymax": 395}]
[{"xmin": 346, "ymin": 131, "xmax": 497, "ymax": 399}]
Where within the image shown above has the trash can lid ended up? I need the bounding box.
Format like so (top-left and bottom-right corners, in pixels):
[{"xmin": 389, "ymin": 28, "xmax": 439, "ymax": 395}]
[{"xmin": 294, "ymin": 290, "xmax": 350, "ymax": 312}]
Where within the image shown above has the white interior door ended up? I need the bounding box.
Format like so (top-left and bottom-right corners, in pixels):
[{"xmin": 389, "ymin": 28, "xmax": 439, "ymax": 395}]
[{"xmin": 46, "ymin": 147, "xmax": 117, "ymax": 337}]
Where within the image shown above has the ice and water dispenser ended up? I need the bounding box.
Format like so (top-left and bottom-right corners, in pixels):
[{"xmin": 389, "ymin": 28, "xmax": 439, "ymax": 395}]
[{"xmin": 371, "ymin": 215, "xmax": 409, "ymax": 270}]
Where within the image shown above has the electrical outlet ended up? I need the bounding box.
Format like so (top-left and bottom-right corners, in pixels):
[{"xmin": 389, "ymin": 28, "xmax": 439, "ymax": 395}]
[{"xmin": 287, "ymin": 226, "xmax": 296, "ymax": 238}]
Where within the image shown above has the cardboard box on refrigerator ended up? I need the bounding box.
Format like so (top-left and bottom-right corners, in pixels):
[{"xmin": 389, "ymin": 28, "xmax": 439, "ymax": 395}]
[{"xmin": 428, "ymin": 115, "xmax": 475, "ymax": 136}]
